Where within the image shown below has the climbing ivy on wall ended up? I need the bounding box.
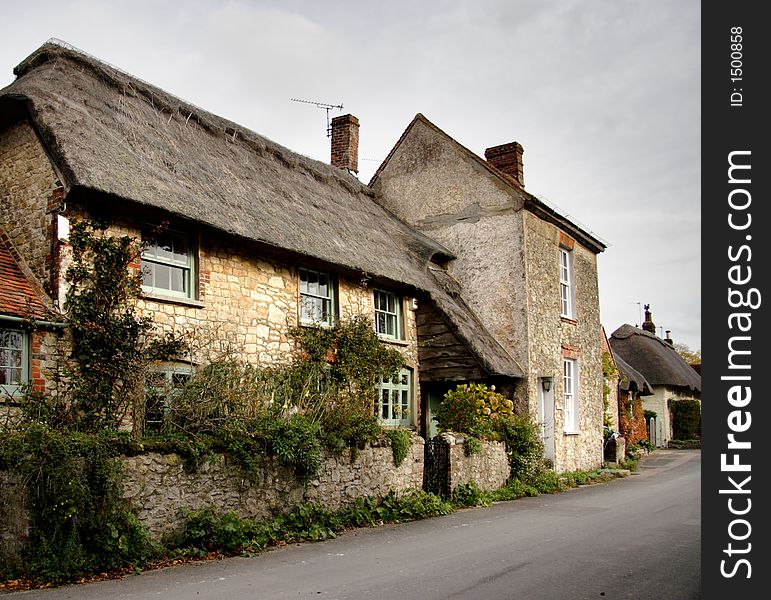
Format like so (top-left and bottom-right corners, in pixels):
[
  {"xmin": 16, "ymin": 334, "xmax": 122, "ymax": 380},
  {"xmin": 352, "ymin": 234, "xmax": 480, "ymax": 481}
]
[{"xmin": 63, "ymin": 219, "xmax": 184, "ymax": 432}]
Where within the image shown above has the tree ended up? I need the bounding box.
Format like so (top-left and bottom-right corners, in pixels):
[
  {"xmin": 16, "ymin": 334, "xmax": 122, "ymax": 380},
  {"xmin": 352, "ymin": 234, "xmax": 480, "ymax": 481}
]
[{"xmin": 674, "ymin": 342, "xmax": 701, "ymax": 365}]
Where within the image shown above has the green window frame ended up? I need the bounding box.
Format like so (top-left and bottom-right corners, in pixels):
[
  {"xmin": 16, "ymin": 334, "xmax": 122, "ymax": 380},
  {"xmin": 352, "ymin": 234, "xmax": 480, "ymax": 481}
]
[
  {"xmin": 374, "ymin": 289, "xmax": 402, "ymax": 339},
  {"xmin": 144, "ymin": 363, "xmax": 193, "ymax": 431},
  {"xmin": 0, "ymin": 324, "xmax": 28, "ymax": 397},
  {"xmin": 141, "ymin": 229, "xmax": 196, "ymax": 299},
  {"xmin": 300, "ymin": 267, "xmax": 336, "ymax": 326},
  {"xmin": 375, "ymin": 368, "xmax": 412, "ymax": 427}
]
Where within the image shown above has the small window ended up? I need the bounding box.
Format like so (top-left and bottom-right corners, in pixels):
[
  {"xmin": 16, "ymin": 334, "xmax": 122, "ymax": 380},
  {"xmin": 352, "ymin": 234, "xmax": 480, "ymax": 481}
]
[
  {"xmin": 563, "ymin": 358, "xmax": 579, "ymax": 432},
  {"xmin": 0, "ymin": 325, "xmax": 28, "ymax": 397},
  {"xmin": 374, "ymin": 290, "xmax": 402, "ymax": 339},
  {"xmin": 300, "ymin": 267, "xmax": 336, "ymax": 326},
  {"xmin": 141, "ymin": 229, "xmax": 195, "ymax": 299},
  {"xmin": 375, "ymin": 368, "xmax": 412, "ymax": 427},
  {"xmin": 559, "ymin": 248, "xmax": 575, "ymax": 319},
  {"xmin": 144, "ymin": 363, "xmax": 193, "ymax": 431}
]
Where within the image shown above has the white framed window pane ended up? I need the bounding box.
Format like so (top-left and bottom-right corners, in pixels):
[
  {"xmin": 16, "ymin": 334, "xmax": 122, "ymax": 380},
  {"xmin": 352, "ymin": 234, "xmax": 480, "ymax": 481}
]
[
  {"xmin": 0, "ymin": 328, "xmax": 26, "ymax": 389},
  {"xmin": 169, "ymin": 266, "xmax": 185, "ymax": 293},
  {"xmin": 141, "ymin": 230, "xmax": 194, "ymax": 298}
]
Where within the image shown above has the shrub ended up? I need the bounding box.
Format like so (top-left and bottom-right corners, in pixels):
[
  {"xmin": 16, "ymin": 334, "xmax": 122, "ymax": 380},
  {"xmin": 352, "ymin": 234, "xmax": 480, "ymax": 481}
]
[
  {"xmin": 384, "ymin": 429, "xmax": 412, "ymax": 467},
  {"xmin": 0, "ymin": 426, "xmax": 159, "ymax": 582},
  {"xmin": 495, "ymin": 414, "xmax": 546, "ymax": 483},
  {"xmin": 436, "ymin": 383, "xmax": 514, "ymax": 439},
  {"xmin": 670, "ymin": 399, "xmax": 701, "ymax": 440}
]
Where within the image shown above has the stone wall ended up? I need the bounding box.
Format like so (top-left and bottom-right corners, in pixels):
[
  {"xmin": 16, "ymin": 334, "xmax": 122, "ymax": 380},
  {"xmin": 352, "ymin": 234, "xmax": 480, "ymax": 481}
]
[
  {"xmin": 439, "ymin": 433, "xmax": 510, "ymax": 492},
  {"xmin": 0, "ymin": 471, "xmax": 28, "ymax": 563},
  {"xmin": 121, "ymin": 433, "xmax": 425, "ymax": 539},
  {"xmin": 0, "ymin": 121, "xmax": 62, "ymax": 295}
]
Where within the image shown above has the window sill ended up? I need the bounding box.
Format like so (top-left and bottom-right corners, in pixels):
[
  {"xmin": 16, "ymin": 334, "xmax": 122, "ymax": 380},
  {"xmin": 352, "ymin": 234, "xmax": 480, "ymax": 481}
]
[
  {"xmin": 141, "ymin": 293, "xmax": 205, "ymax": 309},
  {"xmin": 563, "ymin": 430, "xmax": 581, "ymax": 436},
  {"xmin": 560, "ymin": 316, "xmax": 578, "ymax": 325},
  {"xmin": 378, "ymin": 335, "xmax": 410, "ymax": 346},
  {"xmin": 299, "ymin": 320, "xmax": 334, "ymax": 329}
]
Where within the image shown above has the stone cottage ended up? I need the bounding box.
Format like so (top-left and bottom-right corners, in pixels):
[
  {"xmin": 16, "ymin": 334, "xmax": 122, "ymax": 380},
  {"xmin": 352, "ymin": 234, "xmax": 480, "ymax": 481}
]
[
  {"xmin": 1, "ymin": 41, "xmax": 609, "ymax": 472},
  {"xmin": 609, "ymin": 306, "xmax": 701, "ymax": 447},
  {"xmin": 0, "ymin": 40, "xmax": 521, "ymax": 435},
  {"xmin": 370, "ymin": 114, "xmax": 607, "ymax": 471}
]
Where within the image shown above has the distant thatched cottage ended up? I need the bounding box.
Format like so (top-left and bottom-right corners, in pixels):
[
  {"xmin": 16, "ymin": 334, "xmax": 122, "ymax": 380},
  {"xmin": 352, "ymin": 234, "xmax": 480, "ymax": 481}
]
[
  {"xmin": 609, "ymin": 307, "xmax": 701, "ymax": 447},
  {"xmin": 1, "ymin": 40, "xmax": 607, "ymax": 472}
]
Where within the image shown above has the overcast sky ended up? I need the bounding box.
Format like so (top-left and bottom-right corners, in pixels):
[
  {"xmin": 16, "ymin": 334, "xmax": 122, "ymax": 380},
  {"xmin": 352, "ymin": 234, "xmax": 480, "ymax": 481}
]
[{"xmin": 0, "ymin": 0, "xmax": 701, "ymax": 351}]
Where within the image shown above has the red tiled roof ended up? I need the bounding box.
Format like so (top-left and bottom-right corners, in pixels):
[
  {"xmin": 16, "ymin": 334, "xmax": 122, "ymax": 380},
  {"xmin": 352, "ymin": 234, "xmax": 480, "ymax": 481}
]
[{"xmin": 0, "ymin": 230, "xmax": 51, "ymax": 320}]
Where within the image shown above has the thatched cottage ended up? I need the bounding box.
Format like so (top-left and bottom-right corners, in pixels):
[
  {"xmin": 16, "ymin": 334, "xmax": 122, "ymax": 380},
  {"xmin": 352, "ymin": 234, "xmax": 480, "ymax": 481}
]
[
  {"xmin": 1, "ymin": 40, "xmax": 607, "ymax": 471},
  {"xmin": 0, "ymin": 41, "xmax": 518, "ymax": 431},
  {"xmin": 370, "ymin": 114, "xmax": 607, "ymax": 470},
  {"xmin": 609, "ymin": 307, "xmax": 701, "ymax": 447}
]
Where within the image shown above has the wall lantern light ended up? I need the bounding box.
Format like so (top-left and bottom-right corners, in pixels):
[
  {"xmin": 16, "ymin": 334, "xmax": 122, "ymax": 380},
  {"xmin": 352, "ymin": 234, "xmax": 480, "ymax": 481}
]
[{"xmin": 542, "ymin": 378, "xmax": 552, "ymax": 392}]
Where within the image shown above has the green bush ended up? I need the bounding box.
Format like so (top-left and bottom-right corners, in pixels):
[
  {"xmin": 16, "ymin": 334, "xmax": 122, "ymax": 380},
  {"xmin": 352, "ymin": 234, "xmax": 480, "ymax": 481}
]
[
  {"xmin": 0, "ymin": 426, "xmax": 159, "ymax": 583},
  {"xmin": 494, "ymin": 414, "xmax": 546, "ymax": 483},
  {"xmin": 384, "ymin": 429, "xmax": 412, "ymax": 467},
  {"xmin": 451, "ymin": 482, "xmax": 488, "ymax": 507},
  {"xmin": 436, "ymin": 383, "xmax": 514, "ymax": 438},
  {"xmin": 670, "ymin": 399, "xmax": 701, "ymax": 440}
]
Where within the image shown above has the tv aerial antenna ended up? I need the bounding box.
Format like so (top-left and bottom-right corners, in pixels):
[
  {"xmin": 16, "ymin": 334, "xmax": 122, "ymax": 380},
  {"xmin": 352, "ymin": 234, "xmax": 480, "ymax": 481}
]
[{"xmin": 290, "ymin": 98, "xmax": 344, "ymax": 137}]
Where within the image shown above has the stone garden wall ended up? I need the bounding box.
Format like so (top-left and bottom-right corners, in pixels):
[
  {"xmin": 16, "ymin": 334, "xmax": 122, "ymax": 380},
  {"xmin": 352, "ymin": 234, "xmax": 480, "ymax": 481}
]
[
  {"xmin": 122, "ymin": 433, "xmax": 425, "ymax": 538},
  {"xmin": 442, "ymin": 434, "xmax": 510, "ymax": 492},
  {"xmin": 1, "ymin": 432, "xmax": 515, "ymax": 559}
]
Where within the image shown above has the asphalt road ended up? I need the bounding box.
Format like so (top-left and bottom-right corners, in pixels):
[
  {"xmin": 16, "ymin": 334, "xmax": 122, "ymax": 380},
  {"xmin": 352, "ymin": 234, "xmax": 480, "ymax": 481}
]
[{"xmin": 10, "ymin": 450, "xmax": 701, "ymax": 600}]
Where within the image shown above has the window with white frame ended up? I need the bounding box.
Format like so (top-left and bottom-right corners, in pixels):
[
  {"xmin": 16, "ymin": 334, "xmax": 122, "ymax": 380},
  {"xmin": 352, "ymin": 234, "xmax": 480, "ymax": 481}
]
[
  {"xmin": 374, "ymin": 289, "xmax": 402, "ymax": 339},
  {"xmin": 563, "ymin": 358, "xmax": 579, "ymax": 432},
  {"xmin": 144, "ymin": 363, "xmax": 194, "ymax": 431},
  {"xmin": 0, "ymin": 325, "xmax": 28, "ymax": 397},
  {"xmin": 559, "ymin": 248, "xmax": 575, "ymax": 319},
  {"xmin": 300, "ymin": 267, "xmax": 336, "ymax": 326},
  {"xmin": 141, "ymin": 229, "xmax": 195, "ymax": 299},
  {"xmin": 376, "ymin": 368, "xmax": 412, "ymax": 426}
]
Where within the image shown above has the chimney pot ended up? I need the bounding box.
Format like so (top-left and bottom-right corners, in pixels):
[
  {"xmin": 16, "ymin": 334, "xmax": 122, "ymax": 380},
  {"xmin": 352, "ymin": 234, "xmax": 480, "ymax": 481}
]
[
  {"xmin": 331, "ymin": 114, "xmax": 359, "ymax": 174},
  {"xmin": 642, "ymin": 304, "xmax": 656, "ymax": 334},
  {"xmin": 485, "ymin": 141, "xmax": 524, "ymax": 187}
]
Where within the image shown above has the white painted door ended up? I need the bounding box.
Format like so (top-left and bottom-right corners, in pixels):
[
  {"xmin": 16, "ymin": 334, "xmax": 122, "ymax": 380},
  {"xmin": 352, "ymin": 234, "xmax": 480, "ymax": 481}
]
[{"xmin": 539, "ymin": 378, "xmax": 555, "ymax": 462}]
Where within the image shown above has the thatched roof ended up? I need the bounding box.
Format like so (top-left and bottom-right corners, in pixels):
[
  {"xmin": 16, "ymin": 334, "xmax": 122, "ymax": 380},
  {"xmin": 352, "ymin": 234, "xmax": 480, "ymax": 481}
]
[
  {"xmin": 0, "ymin": 227, "xmax": 53, "ymax": 321},
  {"xmin": 609, "ymin": 325, "xmax": 701, "ymax": 392},
  {"xmin": 1, "ymin": 41, "xmax": 452, "ymax": 286},
  {"xmin": 0, "ymin": 40, "xmax": 521, "ymax": 378},
  {"xmin": 613, "ymin": 354, "xmax": 653, "ymax": 396}
]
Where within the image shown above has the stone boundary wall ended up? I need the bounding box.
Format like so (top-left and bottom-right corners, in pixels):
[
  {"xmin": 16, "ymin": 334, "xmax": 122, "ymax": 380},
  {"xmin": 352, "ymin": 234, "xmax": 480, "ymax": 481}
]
[
  {"xmin": 0, "ymin": 471, "xmax": 28, "ymax": 563},
  {"xmin": 442, "ymin": 433, "xmax": 510, "ymax": 492},
  {"xmin": 1, "ymin": 432, "xmax": 521, "ymax": 559},
  {"xmin": 122, "ymin": 433, "xmax": 425, "ymax": 539}
]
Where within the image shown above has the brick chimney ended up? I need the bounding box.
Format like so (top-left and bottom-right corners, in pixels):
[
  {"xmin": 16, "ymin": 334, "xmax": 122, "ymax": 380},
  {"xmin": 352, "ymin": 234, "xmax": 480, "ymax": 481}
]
[
  {"xmin": 642, "ymin": 304, "xmax": 656, "ymax": 334},
  {"xmin": 484, "ymin": 142, "xmax": 524, "ymax": 187},
  {"xmin": 664, "ymin": 330, "xmax": 674, "ymax": 346},
  {"xmin": 330, "ymin": 114, "xmax": 359, "ymax": 174}
]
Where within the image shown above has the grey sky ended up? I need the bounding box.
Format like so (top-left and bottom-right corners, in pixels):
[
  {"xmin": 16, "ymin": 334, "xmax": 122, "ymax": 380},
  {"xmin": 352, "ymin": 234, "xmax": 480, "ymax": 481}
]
[{"xmin": 0, "ymin": 0, "xmax": 701, "ymax": 350}]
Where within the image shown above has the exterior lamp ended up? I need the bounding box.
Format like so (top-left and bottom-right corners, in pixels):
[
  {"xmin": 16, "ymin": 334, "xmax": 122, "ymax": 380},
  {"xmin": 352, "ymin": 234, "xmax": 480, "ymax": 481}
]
[{"xmin": 542, "ymin": 378, "xmax": 552, "ymax": 392}]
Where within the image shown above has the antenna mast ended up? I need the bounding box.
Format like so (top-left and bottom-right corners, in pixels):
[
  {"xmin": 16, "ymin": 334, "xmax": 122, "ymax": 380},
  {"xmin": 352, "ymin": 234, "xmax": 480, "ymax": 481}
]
[{"xmin": 290, "ymin": 98, "xmax": 344, "ymax": 137}]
